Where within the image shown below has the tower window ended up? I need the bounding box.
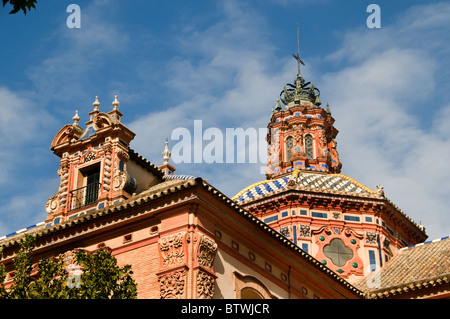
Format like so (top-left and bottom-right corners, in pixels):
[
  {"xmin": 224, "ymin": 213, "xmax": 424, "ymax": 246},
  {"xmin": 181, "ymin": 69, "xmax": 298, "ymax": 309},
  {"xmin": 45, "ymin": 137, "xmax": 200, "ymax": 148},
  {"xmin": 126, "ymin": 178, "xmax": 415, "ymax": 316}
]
[
  {"xmin": 369, "ymin": 250, "xmax": 377, "ymax": 271},
  {"xmin": 305, "ymin": 135, "xmax": 314, "ymax": 159},
  {"xmin": 85, "ymin": 169, "xmax": 100, "ymax": 206},
  {"xmin": 286, "ymin": 136, "xmax": 293, "ymax": 161}
]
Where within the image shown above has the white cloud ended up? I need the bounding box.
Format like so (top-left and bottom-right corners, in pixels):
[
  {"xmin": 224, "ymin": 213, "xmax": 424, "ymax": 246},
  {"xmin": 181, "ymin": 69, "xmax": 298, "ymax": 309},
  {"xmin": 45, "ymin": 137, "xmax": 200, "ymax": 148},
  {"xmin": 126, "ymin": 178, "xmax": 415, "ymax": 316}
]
[
  {"xmin": 3, "ymin": 0, "xmax": 449, "ymax": 242},
  {"xmin": 320, "ymin": 3, "xmax": 450, "ymax": 239},
  {"xmin": 0, "ymin": 87, "xmax": 57, "ymax": 185},
  {"xmin": 129, "ymin": 1, "xmax": 291, "ymax": 171},
  {"xmin": 26, "ymin": 0, "xmax": 130, "ymax": 105},
  {"xmin": 132, "ymin": 1, "xmax": 450, "ymax": 240},
  {"xmin": 0, "ymin": 87, "xmax": 58, "ymax": 234},
  {"xmin": 0, "ymin": 177, "xmax": 58, "ymax": 236}
]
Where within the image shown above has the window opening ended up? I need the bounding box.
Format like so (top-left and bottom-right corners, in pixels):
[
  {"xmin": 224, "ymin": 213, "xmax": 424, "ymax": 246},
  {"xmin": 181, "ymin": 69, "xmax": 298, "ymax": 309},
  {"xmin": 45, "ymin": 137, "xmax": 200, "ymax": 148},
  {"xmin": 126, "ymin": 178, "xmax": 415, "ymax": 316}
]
[
  {"xmin": 286, "ymin": 136, "xmax": 294, "ymax": 161},
  {"xmin": 305, "ymin": 135, "xmax": 314, "ymax": 159},
  {"xmin": 70, "ymin": 164, "xmax": 100, "ymax": 211},
  {"xmin": 323, "ymin": 238, "xmax": 354, "ymax": 267}
]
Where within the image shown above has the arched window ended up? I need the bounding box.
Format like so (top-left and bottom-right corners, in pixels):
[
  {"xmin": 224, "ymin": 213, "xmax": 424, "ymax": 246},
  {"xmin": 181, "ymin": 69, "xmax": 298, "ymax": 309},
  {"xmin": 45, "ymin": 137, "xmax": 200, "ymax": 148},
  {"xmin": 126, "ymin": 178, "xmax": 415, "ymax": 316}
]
[
  {"xmin": 286, "ymin": 136, "xmax": 294, "ymax": 161},
  {"xmin": 304, "ymin": 134, "xmax": 314, "ymax": 160},
  {"xmin": 234, "ymin": 272, "xmax": 275, "ymax": 299},
  {"xmin": 241, "ymin": 287, "xmax": 264, "ymax": 299}
]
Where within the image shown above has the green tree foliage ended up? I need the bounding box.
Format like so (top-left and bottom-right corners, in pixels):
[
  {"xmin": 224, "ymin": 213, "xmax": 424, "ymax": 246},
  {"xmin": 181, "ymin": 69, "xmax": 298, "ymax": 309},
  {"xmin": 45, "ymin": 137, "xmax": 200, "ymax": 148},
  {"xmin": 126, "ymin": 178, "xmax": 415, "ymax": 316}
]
[
  {"xmin": 0, "ymin": 235, "xmax": 137, "ymax": 299},
  {"xmin": 2, "ymin": 0, "xmax": 37, "ymax": 15}
]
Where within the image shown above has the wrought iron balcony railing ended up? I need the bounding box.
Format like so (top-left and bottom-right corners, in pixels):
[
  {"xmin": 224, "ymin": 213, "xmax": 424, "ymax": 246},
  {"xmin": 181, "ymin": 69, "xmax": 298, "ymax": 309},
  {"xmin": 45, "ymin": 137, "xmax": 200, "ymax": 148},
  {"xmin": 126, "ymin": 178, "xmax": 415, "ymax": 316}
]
[{"xmin": 69, "ymin": 183, "xmax": 100, "ymax": 211}]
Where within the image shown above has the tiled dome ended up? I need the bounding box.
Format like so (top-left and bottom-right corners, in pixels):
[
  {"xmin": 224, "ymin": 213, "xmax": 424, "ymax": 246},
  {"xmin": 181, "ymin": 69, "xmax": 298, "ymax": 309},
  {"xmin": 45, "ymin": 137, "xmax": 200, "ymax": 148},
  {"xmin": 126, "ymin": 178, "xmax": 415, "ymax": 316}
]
[{"xmin": 233, "ymin": 171, "xmax": 380, "ymax": 204}]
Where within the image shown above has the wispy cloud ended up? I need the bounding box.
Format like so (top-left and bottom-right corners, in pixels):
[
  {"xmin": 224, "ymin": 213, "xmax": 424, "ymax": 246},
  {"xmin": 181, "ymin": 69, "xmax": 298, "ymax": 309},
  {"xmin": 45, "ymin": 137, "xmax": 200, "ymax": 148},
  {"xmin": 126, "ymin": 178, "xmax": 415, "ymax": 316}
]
[
  {"xmin": 0, "ymin": 87, "xmax": 56, "ymax": 185},
  {"xmin": 321, "ymin": 2, "xmax": 450, "ymax": 239},
  {"xmin": 131, "ymin": 1, "xmax": 450, "ymax": 240},
  {"xmin": 129, "ymin": 1, "xmax": 291, "ymax": 174},
  {"xmin": 1, "ymin": 1, "xmax": 449, "ymax": 241},
  {"xmin": 0, "ymin": 0, "xmax": 131, "ymax": 235},
  {"xmin": 26, "ymin": 0, "xmax": 130, "ymax": 106}
]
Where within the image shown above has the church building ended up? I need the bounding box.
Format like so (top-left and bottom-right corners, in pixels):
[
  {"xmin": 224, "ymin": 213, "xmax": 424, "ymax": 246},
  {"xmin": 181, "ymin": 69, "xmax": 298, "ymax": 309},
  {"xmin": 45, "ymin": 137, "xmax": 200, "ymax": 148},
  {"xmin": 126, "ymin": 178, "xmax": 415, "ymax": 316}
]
[{"xmin": 0, "ymin": 52, "xmax": 449, "ymax": 299}]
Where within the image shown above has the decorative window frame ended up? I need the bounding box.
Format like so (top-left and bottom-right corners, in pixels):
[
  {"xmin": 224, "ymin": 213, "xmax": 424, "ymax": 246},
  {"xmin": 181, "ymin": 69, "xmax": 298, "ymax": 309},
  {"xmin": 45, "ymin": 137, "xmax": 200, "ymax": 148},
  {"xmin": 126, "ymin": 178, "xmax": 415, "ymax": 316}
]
[
  {"xmin": 233, "ymin": 272, "xmax": 276, "ymax": 299},
  {"xmin": 312, "ymin": 226, "xmax": 364, "ymax": 278}
]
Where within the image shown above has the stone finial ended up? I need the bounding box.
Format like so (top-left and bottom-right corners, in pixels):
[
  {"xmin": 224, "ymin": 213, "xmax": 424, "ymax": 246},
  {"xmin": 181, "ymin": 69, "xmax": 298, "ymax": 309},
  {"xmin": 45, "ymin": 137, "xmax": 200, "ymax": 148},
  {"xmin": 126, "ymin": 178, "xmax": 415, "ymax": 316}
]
[
  {"xmin": 92, "ymin": 96, "xmax": 100, "ymax": 111},
  {"xmin": 275, "ymin": 98, "xmax": 282, "ymax": 112},
  {"xmin": 162, "ymin": 139, "xmax": 171, "ymax": 164},
  {"xmin": 112, "ymin": 95, "xmax": 120, "ymax": 110},
  {"xmin": 418, "ymin": 221, "xmax": 426, "ymax": 232},
  {"xmin": 72, "ymin": 110, "xmax": 80, "ymax": 125},
  {"xmin": 326, "ymin": 102, "xmax": 331, "ymax": 115}
]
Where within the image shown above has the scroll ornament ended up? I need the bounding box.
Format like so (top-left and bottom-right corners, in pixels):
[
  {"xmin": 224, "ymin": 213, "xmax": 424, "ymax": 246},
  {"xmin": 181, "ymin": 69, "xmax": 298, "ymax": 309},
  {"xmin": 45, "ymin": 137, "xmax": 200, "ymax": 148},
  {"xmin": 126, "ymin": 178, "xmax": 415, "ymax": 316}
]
[{"xmin": 159, "ymin": 232, "xmax": 186, "ymax": 268}]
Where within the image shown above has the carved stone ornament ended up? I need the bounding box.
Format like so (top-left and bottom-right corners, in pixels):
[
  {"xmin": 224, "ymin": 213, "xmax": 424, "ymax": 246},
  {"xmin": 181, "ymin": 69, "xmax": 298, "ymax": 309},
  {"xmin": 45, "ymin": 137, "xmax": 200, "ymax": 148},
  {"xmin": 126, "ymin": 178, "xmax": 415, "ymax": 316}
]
[
  {"xmin": 83, "ymin": 150, "xmax": 96, "ymax": 163},
  {"xmin": 197, "ymin": 235, "xmax": 218, "ymax": 269},
  {"xmin": 197, "ymin": 270, "xmax": 215, "ymax": 299},
  {"xmin": 113, "ymin": 170, "xmax": 127, "ymax": 191},
  {"xmin": 46, "ymin": 159, "xmax": 70, "ymax": 214},
  {"xmin": 344, "ymin": 228, "xmax": 364, "ymax": 239},
  {"xmin": 158, "ymin": 270, "xmax": 186, "ymax": 299},
  {"xmin": 103, "ymin": 144, "xmax": 112, "ymax": 155},
  {"xmin": 45, "ymin": 194, "xmax": 60, "ymax": 214},
  {"xmin": 158, "ymin": 232, "xmax": 186, "ymax": 268},
  {"xmin": 116, "ymin": 149, "xmax": 130, "ymax": 162},
  {"xmin": 58, "ymin": 250, "xmax": 78, "ymax": 266},
  {"xmin": 93, "ymin": 114, "xmax": 111, "ymax": 129},
  {"xmin": 312, "ymin": 226, "xmax": 332, "ymax": 236},
  {"xmin": 64, "ymin": 125, "xmax": 74, "ymax": 136}
]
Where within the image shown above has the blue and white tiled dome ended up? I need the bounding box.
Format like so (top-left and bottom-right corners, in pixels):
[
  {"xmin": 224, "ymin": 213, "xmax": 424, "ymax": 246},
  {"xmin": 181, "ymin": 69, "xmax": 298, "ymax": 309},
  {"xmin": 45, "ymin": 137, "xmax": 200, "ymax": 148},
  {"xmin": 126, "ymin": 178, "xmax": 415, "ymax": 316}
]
[{"xmin": 233, "ymin": 172, "xmax": 379, "ymax": 204}]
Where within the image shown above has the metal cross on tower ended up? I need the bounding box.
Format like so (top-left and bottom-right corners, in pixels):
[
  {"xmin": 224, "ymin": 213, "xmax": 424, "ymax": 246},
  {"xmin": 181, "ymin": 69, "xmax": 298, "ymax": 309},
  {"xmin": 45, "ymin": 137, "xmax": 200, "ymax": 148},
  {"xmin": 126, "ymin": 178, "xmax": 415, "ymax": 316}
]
[{"xmin": 292, "ymin": 23, "xmax": 305, "ymax": 76}]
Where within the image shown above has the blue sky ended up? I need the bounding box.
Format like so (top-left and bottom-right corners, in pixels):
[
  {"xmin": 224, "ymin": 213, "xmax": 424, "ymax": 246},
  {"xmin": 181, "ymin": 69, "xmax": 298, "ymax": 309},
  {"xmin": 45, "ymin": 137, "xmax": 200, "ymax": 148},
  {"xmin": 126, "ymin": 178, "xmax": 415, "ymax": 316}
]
[{"xmin": 1, "ymin": 0, "xmax": 449, "ymax": 241}]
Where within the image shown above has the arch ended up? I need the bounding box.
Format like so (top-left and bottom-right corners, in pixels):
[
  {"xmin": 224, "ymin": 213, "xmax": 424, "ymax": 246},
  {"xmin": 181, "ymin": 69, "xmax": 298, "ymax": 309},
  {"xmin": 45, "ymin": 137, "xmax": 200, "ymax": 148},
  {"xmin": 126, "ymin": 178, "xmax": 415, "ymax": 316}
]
[
  {"xmin": 93, "ymin": 112, "xmax": 113, "ymax": 129},
  {"xmin": 304, "ymin": 134, "xmax": 314, "ymax": 160},
  {"xmin": 50, "ymin": 124, "xmax": 84, "ymax": 149},
  {"xmin": 233, "ymin": 272, "xmax": 276, "ymax": 299},
  {"xmin": 241, "ymin": 287, "xmax": 264, "ymax": 299}
]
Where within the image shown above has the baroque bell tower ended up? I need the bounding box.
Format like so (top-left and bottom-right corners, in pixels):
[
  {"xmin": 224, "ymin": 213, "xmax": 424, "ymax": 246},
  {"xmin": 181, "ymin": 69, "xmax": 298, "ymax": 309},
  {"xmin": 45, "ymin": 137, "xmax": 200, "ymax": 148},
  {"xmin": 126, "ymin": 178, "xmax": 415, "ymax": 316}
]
[
  {"xmin": 266, "ymin": 47, "xmax": 341, "ymax": 179},
  {"xmin": 234, "ymin": 27, "xmax": 427, "ymax": 281},
  {"xmin": 45, "ymin": 95, "xmax": 163, "ymax": 226}
]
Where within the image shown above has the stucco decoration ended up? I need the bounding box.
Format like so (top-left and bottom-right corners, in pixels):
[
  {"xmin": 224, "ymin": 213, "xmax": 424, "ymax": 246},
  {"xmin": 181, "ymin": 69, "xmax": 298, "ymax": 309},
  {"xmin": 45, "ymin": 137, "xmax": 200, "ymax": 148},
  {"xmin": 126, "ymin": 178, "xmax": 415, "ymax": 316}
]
[
  {"xmin": 102, "ymin": 144, "xmax": 113, "ymax": 192},
  {"xmin": 158, "ymin": 270, "xmax": 187, "ymax": 299},
  {"xmin": 197, "ymin": 270, "xmax": 215, "ymax": 299},
  {"xmin": 45, "ymin": 194, "xmax": 59, "ymax": 214},
  {"xmin": 313, "ymin": 226, "xmax": 365, "ymax": 278},
  {"xmin": 46, "ymin": 159, "xmax": 69, "ymax": 215},
  {"xmin": 158, "ymin": 232, "xmax": 186, "ymax": 268},
  {"xmin": 197, "ymin": 235, "xmax": 218, "ymax": 269},
  {"xmin": 93, "ymin": 113, "xmax": 112, "ymax": 130},
  {"xmin": 112, "ymin": 149, "xmax": 137, "ymax": 194}
]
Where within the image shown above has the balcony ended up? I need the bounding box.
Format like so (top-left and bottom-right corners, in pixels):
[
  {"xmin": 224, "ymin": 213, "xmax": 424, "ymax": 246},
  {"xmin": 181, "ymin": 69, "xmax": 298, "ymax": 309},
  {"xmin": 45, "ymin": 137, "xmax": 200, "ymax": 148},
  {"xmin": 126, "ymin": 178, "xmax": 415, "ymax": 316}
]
[{"xmin": 69, "ymin": 183, "xmax": 100, "ymax": 211}]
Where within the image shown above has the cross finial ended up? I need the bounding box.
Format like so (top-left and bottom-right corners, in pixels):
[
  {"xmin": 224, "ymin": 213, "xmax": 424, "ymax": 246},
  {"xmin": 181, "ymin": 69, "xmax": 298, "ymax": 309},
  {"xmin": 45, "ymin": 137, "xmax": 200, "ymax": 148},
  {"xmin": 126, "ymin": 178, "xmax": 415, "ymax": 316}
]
[{"xmin": 292, "ymin": 23, "xmax": 305, "ymax": 77}]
